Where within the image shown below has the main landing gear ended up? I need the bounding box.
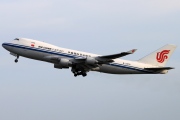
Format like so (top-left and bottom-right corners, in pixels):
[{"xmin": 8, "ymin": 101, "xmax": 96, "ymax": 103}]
[
  {"xmin": 14, "ymin": 55, "xmax": 19, "ymax": 63},
  {"xmin": 73, "ymin": 71, "xmax": 87, "ymax": 77},
  {"xmin": 71, "ymin": 67, "xmax": 87, "ymax": 77}
]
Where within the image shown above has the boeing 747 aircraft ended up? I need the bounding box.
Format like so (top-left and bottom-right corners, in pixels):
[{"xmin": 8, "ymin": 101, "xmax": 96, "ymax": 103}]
[{"xmin": 2, "ymin": 38, "xmax": 177, "ymax": 77}]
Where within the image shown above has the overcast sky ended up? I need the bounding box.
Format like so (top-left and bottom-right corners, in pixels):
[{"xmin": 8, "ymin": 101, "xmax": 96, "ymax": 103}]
[{"xmin": 0, "ymin": 0, "xmax": 180, "ymax": 120}]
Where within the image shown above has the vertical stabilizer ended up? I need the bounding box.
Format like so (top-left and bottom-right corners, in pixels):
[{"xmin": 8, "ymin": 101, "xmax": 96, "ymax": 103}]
[{"xmin": 138, "ymin": 44, "xmax": 177, "ymax": 67}]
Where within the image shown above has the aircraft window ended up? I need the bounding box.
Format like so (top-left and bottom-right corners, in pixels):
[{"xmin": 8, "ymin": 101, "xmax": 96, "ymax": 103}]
[
  {"xmin": 77, "ymin": 53, "xmax": 79, "ymax": 55},
  {"xmin": 14, "ymin": 38, "xmax": 19, "ymax": 40},
  {"xmin": 71, "ymin": 52, "xmax": 73, "ymax": 54},
  {"xmin": 80, "ymin": 54, "xmax": 82, "ymax": 56}
]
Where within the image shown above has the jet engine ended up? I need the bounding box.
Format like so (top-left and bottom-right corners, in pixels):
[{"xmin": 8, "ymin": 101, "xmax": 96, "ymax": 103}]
[
  {"xmin": 54, "ymin": 58, "xmax": 72, "ymax": 69},
  {"xmin": 85, "ymin": 57, "xmax": 98, "ymax": 65}
]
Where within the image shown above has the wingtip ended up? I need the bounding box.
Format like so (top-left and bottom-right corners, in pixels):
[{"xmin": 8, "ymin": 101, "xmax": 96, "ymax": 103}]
[
  {"xmin": 171, "ymin": 67, "xmax": 175, "ymax": 69},
  {"xmin": 129, "ymin": 49, "xmax": 137, "ymax": 53}
]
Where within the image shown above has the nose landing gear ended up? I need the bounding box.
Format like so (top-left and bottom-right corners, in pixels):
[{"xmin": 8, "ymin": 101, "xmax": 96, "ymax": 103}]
[
  {"xmin": 10, "ymin": 53, "xmax": 19, "ymax": 63},
  {"xmin": 14, "ymin": 55, "xmax": 19, "ymax": 63}
]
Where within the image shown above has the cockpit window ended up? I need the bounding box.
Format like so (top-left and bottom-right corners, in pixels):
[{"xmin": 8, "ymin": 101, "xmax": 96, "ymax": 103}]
[{"xmin": 14, "ymin": 38, "xmax": 19, "ymax": 40}]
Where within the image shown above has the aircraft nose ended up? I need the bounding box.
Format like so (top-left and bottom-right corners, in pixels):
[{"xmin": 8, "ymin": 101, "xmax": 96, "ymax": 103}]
[
  {"xmin": 2, "ymin": 43, "xmax": 8, "ymax": 49},
  {"xmin": 2, "ymin": 43, "xmax": 5, "ymax": 48}
]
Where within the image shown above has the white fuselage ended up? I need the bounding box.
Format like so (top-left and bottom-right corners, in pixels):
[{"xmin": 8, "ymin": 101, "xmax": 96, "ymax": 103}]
[{"xmin": 2, "ymin": 38, "xmax": 161, "ymax": 74}]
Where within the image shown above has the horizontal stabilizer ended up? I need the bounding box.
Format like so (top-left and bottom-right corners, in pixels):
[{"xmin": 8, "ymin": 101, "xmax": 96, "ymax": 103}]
[{"xmin": 144, "ymin": 67, "xmax": 174, "ymax": 71}]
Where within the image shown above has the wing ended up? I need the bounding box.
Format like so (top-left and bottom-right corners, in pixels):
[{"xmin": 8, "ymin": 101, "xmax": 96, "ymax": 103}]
[
  {"xmin": 71, "ymin": 49, "xmax": 137, "ymax": 64},
  {"xmin": 45, "ymin": 49, "xmax": 137, "ymax": 73},
  {"xmin": 70, "ymin": 49, "xmax": 137, "ymax": 71},
  {"xmin": 97, "ymin": 49, "xmax": 137, "ymax": 59}
]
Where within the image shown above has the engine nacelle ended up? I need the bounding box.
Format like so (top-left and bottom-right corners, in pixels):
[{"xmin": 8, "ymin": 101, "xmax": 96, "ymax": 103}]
[
  {"xmin": 54, "ymin": 58, "xmax": 72, "ymax": 69},
  {"xmin": 85, "ymin": 57, "xmax": 98, "ymax": 65}
]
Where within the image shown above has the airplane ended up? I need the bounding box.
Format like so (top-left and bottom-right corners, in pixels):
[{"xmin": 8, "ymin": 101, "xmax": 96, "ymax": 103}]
[{"xmin": 2, "ymin": 38, "xmax": 177, "ymax": 77}]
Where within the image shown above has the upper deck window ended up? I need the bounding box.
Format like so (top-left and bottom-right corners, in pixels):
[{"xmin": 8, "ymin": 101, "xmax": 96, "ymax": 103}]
[{"xmin": 14, "ymin": 38, "xmax": 19, "ymax": 40}]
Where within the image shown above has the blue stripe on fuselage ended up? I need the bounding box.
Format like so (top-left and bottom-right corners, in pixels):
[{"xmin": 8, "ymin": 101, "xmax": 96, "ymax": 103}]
[{"xmin": 3, "ymin": 43, "xmax": 154, "ymax": 74}]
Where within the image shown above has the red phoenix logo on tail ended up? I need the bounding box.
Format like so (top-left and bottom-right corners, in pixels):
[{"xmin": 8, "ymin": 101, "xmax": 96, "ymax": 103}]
[{"xmin": 156, "ymin": 50, "xmax": 170, "ymax": 63}]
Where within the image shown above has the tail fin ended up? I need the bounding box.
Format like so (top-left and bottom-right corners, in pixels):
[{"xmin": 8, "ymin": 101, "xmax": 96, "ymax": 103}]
[{"xmin": 138, "ymin": 44, "xmax": 177, "ymax": 67}]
